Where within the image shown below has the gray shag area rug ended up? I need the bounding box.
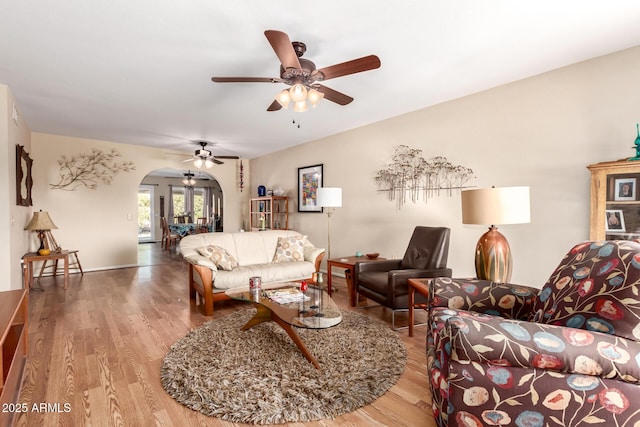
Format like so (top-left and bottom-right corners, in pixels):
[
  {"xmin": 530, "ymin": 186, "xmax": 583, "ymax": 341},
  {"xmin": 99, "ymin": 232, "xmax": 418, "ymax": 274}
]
[{"xmin": 160, "ymin": 309, "xmax": 406, "ymax": 424}]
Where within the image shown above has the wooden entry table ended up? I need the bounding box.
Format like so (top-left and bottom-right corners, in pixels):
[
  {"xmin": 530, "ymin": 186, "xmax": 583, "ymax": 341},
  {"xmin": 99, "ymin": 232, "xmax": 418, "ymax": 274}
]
[
  {"xmin": 327, "ymin": 256, "xmax": 387, "ymax": 307},
  {"xmin": 23, "ymin": 250, "xmax": 70, "ymax": 291}
]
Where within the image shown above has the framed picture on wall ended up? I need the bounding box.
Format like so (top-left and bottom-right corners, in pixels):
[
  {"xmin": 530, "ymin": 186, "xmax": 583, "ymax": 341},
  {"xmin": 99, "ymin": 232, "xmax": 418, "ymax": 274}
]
[
  {"xmin": 16, "ymin": 144, "xmax": 33, "ymax": 206},
  {"xmin": 297, "ymin": 164, "xmax": 323, "ymax": 212},
  {"xmin": 614, "ymin": 178, "xmax": 636, "ymax": 201},
  {"xmin": 605, "ymin": 209, "xmax": 625, "ymax": 232}
]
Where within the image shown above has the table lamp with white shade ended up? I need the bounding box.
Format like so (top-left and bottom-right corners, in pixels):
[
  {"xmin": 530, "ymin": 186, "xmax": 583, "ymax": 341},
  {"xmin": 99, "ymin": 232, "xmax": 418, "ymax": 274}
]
[
  {"xmin": 461, "ymin": 186, "xmax": 531, "ymax": 283},
  {"xmin": 317, "ymin": 187, "xmax": 342, "ymax": 261}
]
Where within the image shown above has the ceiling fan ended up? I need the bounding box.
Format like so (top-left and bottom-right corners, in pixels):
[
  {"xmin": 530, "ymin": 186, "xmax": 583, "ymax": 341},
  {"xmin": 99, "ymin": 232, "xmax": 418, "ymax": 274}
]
[
  {"xmin": 211, "ymin": 30, "xmax": 381, "ymax": 112},
  {"xmin": 187, "ymin": 141, "xmax": 239, "ymax": 169}
]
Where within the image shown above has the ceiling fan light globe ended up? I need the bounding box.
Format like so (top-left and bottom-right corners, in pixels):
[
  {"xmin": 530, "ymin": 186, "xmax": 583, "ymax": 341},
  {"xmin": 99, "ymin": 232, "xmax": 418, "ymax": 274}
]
[
  {"xmin": 307, "ymin": 88, "xmax": 323, "ymax": 107},
  {"xmin": 289, "ymin": 84, "xmax": 307, "ymax": 103},
  {"xmin": 293, "ymin": 100, "xmax": 308, "ymax": 113},
  {"xmin": 204, "ymin": 158, "xmax": 214, "ymax": 169},
  {"xmin": 194, "ymin": 157, "xmax": 203, "ymax": 168},
  {"xmin": 275, "ymin": 89, "xmax": 291, "ymax": 109}
]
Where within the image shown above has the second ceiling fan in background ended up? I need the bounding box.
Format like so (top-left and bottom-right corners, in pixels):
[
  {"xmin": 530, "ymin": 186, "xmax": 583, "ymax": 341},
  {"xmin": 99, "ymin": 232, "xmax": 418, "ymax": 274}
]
[{"xmin": 189, "ymin": 141, "xmax": 239, "ymax": 169}]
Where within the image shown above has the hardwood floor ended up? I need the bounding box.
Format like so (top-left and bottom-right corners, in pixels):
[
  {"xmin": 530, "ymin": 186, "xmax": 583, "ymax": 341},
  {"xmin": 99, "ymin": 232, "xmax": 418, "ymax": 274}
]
[{"xmin": 12, "ymin": 243, "xmax": 437, "ymax": 427}]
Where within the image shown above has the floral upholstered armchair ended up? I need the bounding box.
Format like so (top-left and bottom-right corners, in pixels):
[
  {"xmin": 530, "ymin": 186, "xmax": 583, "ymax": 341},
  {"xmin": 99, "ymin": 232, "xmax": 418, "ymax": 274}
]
[{"xmin": 427, "ymin": 241, "xmax": 640, "ymax": 427}]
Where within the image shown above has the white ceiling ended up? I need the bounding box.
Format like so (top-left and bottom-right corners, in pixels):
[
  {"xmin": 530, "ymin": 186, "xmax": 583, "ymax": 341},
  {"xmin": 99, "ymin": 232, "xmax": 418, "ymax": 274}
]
[{"xmin": 1, "ymin": 1, "xmax": 640, "ymax": 160}]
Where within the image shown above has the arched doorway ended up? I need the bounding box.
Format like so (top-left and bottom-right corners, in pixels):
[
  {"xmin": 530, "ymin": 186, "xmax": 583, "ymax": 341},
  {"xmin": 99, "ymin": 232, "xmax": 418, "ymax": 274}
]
[{"xmin": 138, "ymin": 168, "xmax": 224, "ymax": 245}]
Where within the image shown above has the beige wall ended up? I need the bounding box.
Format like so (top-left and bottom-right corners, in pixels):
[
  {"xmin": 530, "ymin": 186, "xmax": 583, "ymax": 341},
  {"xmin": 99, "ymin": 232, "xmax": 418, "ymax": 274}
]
[
  {"xmin": 30, "ymin": 133, "xmax": 248, "ymax": 271},
  {"xmin": 249, "ymin": 46, "xmax": 640, "ymax": 287},
  {"xmin": 0, "ymin": 85, "xmax": 32, "ymax": 291}
]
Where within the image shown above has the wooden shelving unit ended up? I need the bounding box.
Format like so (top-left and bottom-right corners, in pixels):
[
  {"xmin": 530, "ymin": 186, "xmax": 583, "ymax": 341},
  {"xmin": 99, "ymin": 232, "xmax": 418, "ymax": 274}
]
[
  {"xmin": 0, "ymin": 288, "xmax": 28, "ymax": 419},
  {"xmin": 588, "ymin": 159, "xmax": 640, "ymax": 240},
  {"xmin": 250, "ymin": 196, "xmax": 288, "ymax": 231}
]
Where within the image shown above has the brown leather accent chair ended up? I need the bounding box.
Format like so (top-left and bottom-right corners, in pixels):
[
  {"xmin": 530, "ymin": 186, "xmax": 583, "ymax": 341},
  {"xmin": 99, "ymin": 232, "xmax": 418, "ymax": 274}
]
[{"xmin": 354, "ymin": 226, "xmax": 452, "ymax": 329}]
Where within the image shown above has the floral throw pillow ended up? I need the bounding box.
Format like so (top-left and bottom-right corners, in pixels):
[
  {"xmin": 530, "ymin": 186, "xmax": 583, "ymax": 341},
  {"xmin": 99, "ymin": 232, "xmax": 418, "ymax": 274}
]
[
  {"xmin": 197, "ymin": 245, "xmax": 238, "ymax": 271},
  {"xmin": 272, "ymin": 235, "xmax": 306, "ymax": 263}
]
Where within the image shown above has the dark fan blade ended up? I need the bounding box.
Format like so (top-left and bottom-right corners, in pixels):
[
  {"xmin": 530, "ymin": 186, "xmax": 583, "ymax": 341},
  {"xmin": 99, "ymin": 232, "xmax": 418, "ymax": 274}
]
[
  {"xmin": 215, "ymin": 156, "xmax": 240, "ymax": 160},
  {"xmin": 267, "ymin": 100, "xmax": 283, "ymax": 111},
  {"xmin": 213, "ymin": 158, "xmax": 224, "ymax": 165},
  {"xmin": 315, "ymin": 85, "xmax": 354, "ymax": 106},
  {"xmin": 316, "ymin": 55, "xmax": 381, "ymax": 81},
  {"xmin": 264, "ymin": 30, "xmax": 301, "ymax": 70},
  {"xmin": 212, "ymin": 77, "xmax": 282, "ymax": 83}
]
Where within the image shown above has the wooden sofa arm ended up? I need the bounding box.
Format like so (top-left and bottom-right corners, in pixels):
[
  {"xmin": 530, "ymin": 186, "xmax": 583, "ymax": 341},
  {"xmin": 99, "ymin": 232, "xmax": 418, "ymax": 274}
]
[
  {"xmin": 189, "ymin": 263, "xmax": 218, "ymax": 316},
  {"xmin": 314, "ymin": 251, "xmax": 325, "ymax": 273}
]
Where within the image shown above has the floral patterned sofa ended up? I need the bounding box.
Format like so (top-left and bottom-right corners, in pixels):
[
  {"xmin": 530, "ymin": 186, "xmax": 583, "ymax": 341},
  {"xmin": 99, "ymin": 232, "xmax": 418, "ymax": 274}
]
[{"xmin": 427, "ymin": 241, "xmax": 640, "ymax": 427}]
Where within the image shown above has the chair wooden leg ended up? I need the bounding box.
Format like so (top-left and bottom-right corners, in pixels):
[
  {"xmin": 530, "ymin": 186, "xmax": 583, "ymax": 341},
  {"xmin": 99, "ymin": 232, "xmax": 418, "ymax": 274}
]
[
  {"xmin": 38, "ymin": 260, "xmax": 49, "ymax": 280},
  {"xmin": 69, "ymin": 252, "xmax": 83, "ymax": 275}
]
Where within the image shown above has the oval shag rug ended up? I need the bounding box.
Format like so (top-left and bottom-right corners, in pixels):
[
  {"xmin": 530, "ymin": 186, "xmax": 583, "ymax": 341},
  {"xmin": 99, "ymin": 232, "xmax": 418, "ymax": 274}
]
[{"xmin": 160, "ymin": 309, "xmax": 406, "ymax": 424}]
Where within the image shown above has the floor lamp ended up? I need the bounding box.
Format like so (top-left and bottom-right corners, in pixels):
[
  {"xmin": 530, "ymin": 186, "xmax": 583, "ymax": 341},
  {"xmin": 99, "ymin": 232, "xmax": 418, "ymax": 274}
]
[
  {"xmin": 317, "ymin": 187, "xmax": 342, "ymax": 261},
  {"xmin": 461, "ymin": 186, "xmax": 530, "ymax": 283}
]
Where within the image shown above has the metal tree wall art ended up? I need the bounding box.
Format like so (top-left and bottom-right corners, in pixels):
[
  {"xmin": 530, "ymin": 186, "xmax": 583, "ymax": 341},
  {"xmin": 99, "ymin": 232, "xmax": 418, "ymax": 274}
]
[
  {"xmin": 375, "ymin": 145, "xmax": 474, "ymax": 209},
  {"xmin": 51, "ymin": 148, "xmax": 136, "ymax": 190}
]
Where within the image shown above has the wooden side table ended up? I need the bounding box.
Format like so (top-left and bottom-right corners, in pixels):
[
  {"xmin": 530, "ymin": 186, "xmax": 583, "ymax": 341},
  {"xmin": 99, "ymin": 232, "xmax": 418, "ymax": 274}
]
[
  {"xmin": 407, "ymin": 278, "xmax": 431, "ymax": 337},
  {"xmin": 23, "ymin": 250, "xmax": 70, "ymax": 291},
  {"xmin": 327, "ymin": 256, "xmax": 387, "ymax": 307}
]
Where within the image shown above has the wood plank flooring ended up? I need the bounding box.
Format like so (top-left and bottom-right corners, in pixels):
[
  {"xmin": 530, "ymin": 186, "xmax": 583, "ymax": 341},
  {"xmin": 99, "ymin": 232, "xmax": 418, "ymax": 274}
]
[{"xmin": 12, "ymin": 243, "xmax": 437, "ymax": 427}]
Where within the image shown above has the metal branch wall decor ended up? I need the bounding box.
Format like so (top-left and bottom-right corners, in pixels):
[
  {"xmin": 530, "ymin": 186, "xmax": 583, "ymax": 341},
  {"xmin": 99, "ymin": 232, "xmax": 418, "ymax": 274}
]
[
  {"xmin": 375, "ymin": 145, "xmax": 474, "ymax": 209},
  {"xmin": 51, "ymin": 148, "xmax": 136, "ymax": 190}
]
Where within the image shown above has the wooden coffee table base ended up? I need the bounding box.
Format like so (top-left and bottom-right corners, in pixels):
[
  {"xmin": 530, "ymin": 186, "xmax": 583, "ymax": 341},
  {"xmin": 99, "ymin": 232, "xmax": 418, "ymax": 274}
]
[{"xmin": 242, "ymin": 303, "xmax": 321, "ymax": 369}]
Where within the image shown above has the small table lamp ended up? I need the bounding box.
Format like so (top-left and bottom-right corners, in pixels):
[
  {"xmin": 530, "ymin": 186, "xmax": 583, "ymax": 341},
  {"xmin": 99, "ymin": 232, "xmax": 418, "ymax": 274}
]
[
  {"xmin": 25, "ymin": 210, "xmax": 58, "ymax": 255},
  {"xmin": 461, "ymin": 186, "xmax": 530, "ymax": 283},
  {"xmin": 317, "ymin": 187, "xmax": 342, "ymax": 261}
]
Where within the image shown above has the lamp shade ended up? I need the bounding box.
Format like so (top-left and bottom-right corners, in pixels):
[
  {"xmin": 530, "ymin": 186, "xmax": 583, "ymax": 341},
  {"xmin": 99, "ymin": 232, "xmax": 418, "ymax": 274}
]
[
  {"xmin": 289, "ymin": 84, "xmax": 307, "ymax": 103},
  {"xmin": 293, "ymin": 100, "xmax": 308, "ymax": 113},
  {"xmin": 317, "ymin": 187, "xmax": 342, "ymax": 208},
  {"xmin": 25, "ymin": 210, "xmax": 58, "ymax": 231},
  {"xmin": 307, "ymin": 88, "xmax": 324, "ymax": 107},
  {"xmin": 275, "ymin": 89, "xmax": 291, "ymax": 108},
  {"xmin": 461, "ymin": 186, "xmax": 530, "ymax": 225}
]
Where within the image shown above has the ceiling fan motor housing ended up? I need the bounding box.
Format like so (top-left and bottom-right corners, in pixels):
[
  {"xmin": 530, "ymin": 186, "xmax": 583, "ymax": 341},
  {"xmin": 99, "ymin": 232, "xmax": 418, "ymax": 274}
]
[
  {"xmin": 195, "ymin": 148, "xmax": 212, "ymax": 158},
  {"xmin": 280, "ymin": 58, "xmax": 323, "ymax": 86}
]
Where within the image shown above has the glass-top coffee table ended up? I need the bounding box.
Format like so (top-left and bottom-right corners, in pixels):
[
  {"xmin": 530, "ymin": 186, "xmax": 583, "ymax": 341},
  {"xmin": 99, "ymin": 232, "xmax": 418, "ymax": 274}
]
[{"xmin": 226, "ymin": 282, "xmax": 342, "ymax": 369}]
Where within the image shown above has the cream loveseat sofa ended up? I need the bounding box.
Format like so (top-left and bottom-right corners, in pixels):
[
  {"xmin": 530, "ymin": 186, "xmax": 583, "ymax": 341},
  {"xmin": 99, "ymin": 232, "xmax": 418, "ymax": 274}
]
[{"xmin": 180, "ymin": 230, "xmax": 325, "ymax": 315}]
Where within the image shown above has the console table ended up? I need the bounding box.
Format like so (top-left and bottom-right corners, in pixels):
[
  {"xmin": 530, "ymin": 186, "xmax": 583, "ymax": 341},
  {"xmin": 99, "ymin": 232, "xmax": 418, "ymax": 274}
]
[{"xmin": 0, "ymin": 288, "xmax": 28, "ymax": 417}]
